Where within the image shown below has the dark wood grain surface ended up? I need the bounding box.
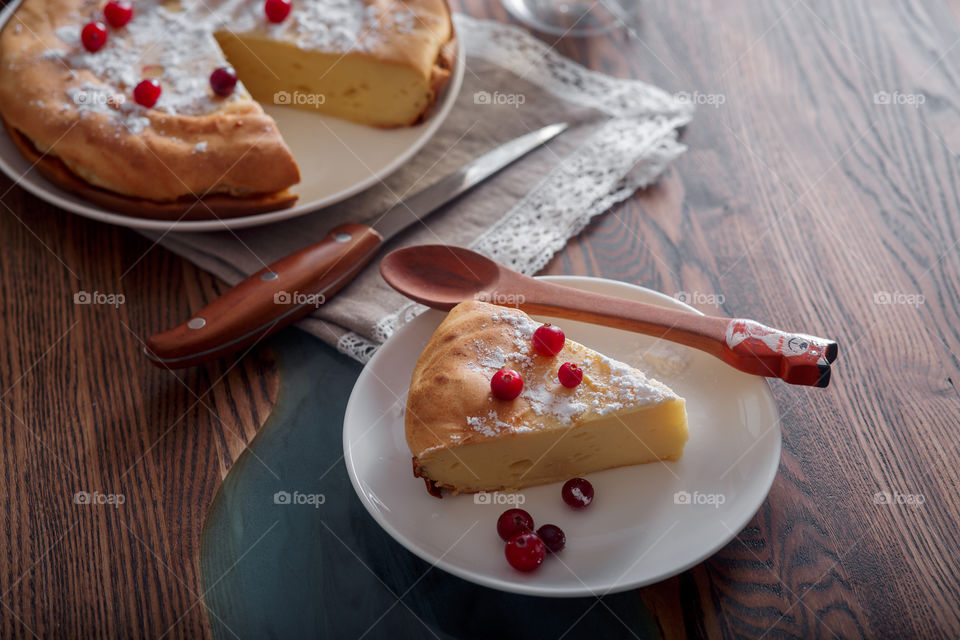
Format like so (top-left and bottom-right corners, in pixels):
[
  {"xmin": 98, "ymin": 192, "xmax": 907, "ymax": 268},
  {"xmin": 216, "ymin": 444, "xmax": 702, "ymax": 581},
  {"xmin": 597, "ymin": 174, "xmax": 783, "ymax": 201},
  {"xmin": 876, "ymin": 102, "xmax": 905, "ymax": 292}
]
[{"xmin": 1, "ymin": 0, "xmax": 959, "ymax": 637}]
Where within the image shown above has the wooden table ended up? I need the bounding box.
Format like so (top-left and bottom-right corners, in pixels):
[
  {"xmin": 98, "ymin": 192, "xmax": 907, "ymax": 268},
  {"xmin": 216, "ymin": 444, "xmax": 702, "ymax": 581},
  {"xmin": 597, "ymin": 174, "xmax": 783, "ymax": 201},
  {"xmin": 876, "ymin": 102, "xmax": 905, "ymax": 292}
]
[{"xmin": 1, "ymin": 0, "xmax": 958, "ymax": 637}]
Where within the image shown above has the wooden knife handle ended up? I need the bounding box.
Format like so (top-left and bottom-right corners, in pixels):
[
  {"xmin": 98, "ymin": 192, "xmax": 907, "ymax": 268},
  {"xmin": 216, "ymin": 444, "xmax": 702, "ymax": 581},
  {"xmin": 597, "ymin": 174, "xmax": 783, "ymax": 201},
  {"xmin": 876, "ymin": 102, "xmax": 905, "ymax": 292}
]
[
  {"xmin": 720, "ymin": 319, "xmax": 838, "ymax": 387},
  {"xmin": 144, "ymin": 223, "xmax": 383, "ymax": 368}
]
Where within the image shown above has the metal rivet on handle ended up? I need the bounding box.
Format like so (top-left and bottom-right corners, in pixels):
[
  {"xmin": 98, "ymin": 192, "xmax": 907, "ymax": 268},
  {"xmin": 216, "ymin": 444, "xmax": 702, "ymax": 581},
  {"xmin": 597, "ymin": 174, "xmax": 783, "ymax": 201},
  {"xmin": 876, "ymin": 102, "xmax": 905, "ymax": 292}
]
[
  {"xmin": 261, "ymin": 271, "xmax": 278, "ymax": 281},
  {"xmin": 188, "ymin": 317, "xmax": 206, "ymax": 329},
  {"xmin": 334, "ymin": 232, "xmax": 351, "ymax": 243}
]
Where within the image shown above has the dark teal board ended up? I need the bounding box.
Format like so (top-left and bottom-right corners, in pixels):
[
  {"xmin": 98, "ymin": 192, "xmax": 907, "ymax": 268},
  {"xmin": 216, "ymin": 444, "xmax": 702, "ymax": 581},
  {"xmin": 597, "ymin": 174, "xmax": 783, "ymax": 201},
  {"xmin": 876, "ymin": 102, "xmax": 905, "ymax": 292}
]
[{"xmin": 200, "ymin": 330, "xmax": 661, "ymax": 639}]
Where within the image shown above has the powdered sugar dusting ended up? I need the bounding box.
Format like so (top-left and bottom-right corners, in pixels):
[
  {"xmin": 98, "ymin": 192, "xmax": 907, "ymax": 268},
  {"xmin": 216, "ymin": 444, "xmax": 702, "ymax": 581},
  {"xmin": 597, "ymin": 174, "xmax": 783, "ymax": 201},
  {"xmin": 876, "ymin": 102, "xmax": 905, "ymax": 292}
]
[
  {"xmin": 490, "ymin": 310, "xmax": 539, "ymax": 346},
  {"xmin": 466, "ymin": 410, "xmax": 532, "ymax": 437},
  {"xmin": 520, "ymin": 377, "xmax": 587, "ymax": 424},
  {"xmin": 591, "ymin": 354, "xmax": 669, "ymax": 416},
  {"xmin": 39, "ymin": 0, "xmax": 426, "ymax": 135},
  {"xmin": 124, "ymin": 115, "xmax": 151, "ymax": 134},
  {"xmin": 466, "ymin": 311, "xmax": 538, "ymax": 375},
  {"xmin": 625, "ymin": 343, "xmax": 691, "ymax": 380},
  {"xmin": 64, "ymin": 82, "xmax": 151, "ymax": 134},
  {"xmin": 54, "ymin": 5, "xmax": 243, "ymax": 119},
  {"xmin": 40, "ymin": 48, "xmax": 67, "ymax": 60},
  {"xmin": 463, "ymin": 306, "xmax": 678, "ymax": 438}
]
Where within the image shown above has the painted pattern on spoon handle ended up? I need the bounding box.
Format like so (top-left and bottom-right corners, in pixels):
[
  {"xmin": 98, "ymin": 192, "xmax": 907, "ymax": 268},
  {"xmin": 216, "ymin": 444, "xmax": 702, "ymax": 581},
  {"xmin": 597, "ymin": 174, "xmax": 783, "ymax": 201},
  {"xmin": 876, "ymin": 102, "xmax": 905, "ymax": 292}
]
[{"xmin": 721, "ymin": 319, "xmax": 839, "ymax": 388}]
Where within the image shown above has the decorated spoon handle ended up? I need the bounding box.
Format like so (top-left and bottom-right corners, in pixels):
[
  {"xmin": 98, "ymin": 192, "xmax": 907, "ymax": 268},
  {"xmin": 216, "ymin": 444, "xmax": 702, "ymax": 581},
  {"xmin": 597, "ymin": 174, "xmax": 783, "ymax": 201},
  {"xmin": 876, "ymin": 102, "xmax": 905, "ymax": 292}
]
[
  {"xmin": 721, "ymin": 319, "xmax": 838, "ymax": 387},
  {"xmin": 500, "ymin": 279, "xmax": 838, "ymax": 388}
]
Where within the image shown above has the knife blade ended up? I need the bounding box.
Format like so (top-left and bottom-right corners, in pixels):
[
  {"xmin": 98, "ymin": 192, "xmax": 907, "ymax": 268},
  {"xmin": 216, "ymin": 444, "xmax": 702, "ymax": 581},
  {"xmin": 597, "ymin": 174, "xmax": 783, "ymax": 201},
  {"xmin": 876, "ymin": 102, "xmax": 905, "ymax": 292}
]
[{"xmin": 144, "ymin": 122, "xmax": 569, "ymax": 368}]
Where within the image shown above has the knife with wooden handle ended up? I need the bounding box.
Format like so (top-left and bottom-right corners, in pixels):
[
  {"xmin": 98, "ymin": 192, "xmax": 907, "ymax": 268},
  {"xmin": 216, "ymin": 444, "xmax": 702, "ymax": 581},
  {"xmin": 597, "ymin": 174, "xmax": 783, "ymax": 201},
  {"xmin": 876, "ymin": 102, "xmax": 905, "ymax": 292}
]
[{"xmin": 144, "ymin": 123, "xmax": 569, "ymax": 368}]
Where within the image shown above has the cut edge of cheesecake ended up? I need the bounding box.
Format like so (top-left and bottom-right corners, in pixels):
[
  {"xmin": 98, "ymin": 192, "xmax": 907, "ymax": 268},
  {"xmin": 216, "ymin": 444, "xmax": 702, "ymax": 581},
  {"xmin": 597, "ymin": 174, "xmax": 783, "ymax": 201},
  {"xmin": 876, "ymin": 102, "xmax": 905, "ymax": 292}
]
[
  {"xmin": 411, "ymin": 399, "xmax": 689, "ymax": 496},
  {"xmin": 404, "ymin": 301, "xmax": 690, "ymax": 497},
  {"xmin": 214, "ymin": 27, "xmax": 457, "ymax": 129}
]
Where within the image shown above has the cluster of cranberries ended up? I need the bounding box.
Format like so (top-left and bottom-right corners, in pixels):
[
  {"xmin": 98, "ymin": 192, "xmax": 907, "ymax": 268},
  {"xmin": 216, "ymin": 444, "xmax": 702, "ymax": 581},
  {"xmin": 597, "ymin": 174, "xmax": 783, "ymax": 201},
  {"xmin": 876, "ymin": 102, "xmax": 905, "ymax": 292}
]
[
  {"xmin": 79, "ymin": 2, "xmax": 167, "ymax": 107},
  {"xmin": 80, "ymin": 2, "xmax": 131, "ymax": 52},
  {"xmin": 80, "ymin": 0, "xmax": 131, "ymax": 54},
  {"xmin": 79, "ymin": 0, "xmax": 295, "ymax": 109},
  {"xmin": 497, "ymin": 477, "xmax": 594, "ymax": 572},
  {"xmin": 490, "ymin": 323, "xmax": 584, "ymax": 400}
]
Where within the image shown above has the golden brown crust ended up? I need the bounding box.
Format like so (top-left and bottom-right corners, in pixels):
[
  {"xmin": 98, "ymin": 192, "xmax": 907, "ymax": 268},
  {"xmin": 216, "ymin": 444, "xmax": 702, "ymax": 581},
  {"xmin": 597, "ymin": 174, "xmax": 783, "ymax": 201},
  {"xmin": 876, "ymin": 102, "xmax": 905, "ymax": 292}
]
[
  {"xmin": 406, "ymin": 302, "xmax": 492, "ymax": 460},
  {"xmin": 415, "ymin": 10, "xmax": 456, "ymax": 126},
  {"xmin": 415, "ymin": 35, "xmax": 456, "ymax": 126},
  {"xmin": 6, "ymin": 123, "xmax": 297, "ymax": 219}
]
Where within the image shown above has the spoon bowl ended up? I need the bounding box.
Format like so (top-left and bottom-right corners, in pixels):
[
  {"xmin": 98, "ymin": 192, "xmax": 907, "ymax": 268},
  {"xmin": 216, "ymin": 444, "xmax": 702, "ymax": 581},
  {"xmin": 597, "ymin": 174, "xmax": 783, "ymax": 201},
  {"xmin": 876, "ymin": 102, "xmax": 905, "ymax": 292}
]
[{"xmin": 379, "ymin": 245, "xmax": 503, "ymax": 309}]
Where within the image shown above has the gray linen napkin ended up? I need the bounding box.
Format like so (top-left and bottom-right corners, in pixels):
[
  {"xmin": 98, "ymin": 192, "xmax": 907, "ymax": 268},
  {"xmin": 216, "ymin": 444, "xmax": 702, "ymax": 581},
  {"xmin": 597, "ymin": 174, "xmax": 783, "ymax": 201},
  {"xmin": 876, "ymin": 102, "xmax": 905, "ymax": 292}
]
[{"xmin": 143, "ymin": 15, "xmax": 693, "ymax": 362}]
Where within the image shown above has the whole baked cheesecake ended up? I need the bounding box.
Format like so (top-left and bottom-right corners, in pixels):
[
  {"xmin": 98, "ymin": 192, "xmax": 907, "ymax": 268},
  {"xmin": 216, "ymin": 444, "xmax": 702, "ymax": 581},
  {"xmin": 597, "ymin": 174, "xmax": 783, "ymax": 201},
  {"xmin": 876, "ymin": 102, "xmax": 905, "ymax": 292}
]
[
  {"xmin": 405, "ymin": 301, "xmax": 689, "ymax": 496},
  {"xmin": 0, "ymin": 0, "xmax": 454, "ymax": 218}
]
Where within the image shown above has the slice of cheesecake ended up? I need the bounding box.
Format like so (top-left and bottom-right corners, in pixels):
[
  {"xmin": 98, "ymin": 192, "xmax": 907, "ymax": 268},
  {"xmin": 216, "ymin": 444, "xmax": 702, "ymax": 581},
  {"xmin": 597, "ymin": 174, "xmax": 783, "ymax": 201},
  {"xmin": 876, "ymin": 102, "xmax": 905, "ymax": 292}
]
[
  {"xmin": 215, "ymin": 0, "xmax": 455, "ymax": 127},
  {"xmin": 405, "ymin": 301, "xmax": 689, "ymax": 496}
]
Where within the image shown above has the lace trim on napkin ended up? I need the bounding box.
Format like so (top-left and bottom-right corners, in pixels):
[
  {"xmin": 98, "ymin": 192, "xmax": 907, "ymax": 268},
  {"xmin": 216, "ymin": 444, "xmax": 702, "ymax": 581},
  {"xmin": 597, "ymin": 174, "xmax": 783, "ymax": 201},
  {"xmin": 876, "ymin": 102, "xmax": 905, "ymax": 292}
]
[{"xmin": 335, "ymin": 16, "xmax": 693, "ymax": 363}]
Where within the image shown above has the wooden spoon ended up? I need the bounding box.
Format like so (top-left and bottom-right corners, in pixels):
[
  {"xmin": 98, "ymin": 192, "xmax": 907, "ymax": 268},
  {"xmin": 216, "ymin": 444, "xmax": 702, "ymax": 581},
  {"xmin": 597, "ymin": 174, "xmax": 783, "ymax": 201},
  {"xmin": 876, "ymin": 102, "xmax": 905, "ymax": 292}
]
[{"xmin": 379, "ymin": 245, "xmax": 838, "ymax": 387}]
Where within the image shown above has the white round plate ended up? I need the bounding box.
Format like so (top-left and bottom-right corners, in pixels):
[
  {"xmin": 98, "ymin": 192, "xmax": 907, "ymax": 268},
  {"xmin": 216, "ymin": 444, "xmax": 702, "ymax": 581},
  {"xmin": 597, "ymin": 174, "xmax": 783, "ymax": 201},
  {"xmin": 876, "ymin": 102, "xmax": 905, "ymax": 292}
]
[
  {"xmin": 0, "ymin": 0, "xmax": 464, "ymax": 232},
  {"xmin": 344, "ymin": 276, "xmax": 782, "ymax": 597}
]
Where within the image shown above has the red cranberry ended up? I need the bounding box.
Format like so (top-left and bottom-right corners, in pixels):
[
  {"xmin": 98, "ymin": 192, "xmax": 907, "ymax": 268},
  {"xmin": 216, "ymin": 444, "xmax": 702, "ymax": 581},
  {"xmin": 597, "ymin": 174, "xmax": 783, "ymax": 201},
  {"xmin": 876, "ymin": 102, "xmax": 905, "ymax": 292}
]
[
  {"xmin": 562, "ymin": 477, "xmax": 594, "ymax": 509},
  {"xmin": 264, "ymin": 0, "xmax": 292, "ymax": 23},
  {"xmin": 81, "ymin": 22, "xmax": 108, "ymax": 52},
  {"xmin": 133, "ymin": 79, "xmax": 161, "ymax": 108},
  {"xmin": 532, "ymin": 323, "xmax": 565, "ymax": 357},
  {"xmin": 496, "ymin": 508, "xmax": 534, "ymax": 541},
  {"xmin": 490, "ymin": 369, "xmax": 523, "ymax": 400},
  {"xmin": 505, "ymin": 531, "xmax": 546, "ymax": 572},
  {"xmin": 537, "ymin": 524, "xmax": 566, "ymax": 553},
  {"xmin": 209, "ymin": 66, "xmax": 238, "ymax": 97},
  {"xmin": 558, "ymin": 362, "xmax": 583, "ymax": 388},
  {"xmin": 103, "ymin": 1, "xmax": 133, "ymax": 28}
]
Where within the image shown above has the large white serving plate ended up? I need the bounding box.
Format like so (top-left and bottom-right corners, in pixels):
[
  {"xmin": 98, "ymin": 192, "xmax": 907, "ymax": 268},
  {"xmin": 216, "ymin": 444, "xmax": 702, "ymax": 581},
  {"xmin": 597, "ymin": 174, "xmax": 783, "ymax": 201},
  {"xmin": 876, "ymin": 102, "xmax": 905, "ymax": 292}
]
[{"xmin": 344, "ymin": 276, "xmax": 782, "ymax": 597}]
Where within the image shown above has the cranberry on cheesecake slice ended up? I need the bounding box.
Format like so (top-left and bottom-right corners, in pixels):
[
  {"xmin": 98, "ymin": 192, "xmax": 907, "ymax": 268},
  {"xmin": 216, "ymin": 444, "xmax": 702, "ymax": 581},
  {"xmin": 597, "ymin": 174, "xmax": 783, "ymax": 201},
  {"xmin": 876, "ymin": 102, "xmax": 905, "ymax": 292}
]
[{"xmin": 405, "ymin": 301, "xmax": 689, "ymax": 496}]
